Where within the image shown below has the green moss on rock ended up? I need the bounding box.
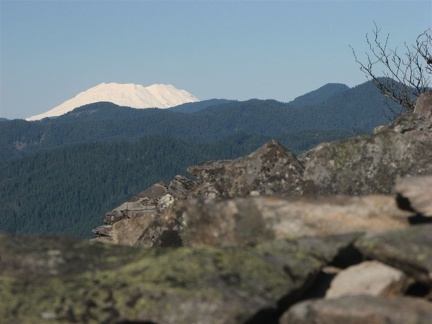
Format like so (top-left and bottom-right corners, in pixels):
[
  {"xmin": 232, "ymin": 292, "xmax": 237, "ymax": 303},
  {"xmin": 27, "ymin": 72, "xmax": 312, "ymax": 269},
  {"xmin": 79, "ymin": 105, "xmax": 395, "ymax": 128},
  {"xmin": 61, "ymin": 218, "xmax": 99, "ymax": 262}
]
[{"xmin": 0, "ymin": 234, "xmax": 330, "ymax": 323}]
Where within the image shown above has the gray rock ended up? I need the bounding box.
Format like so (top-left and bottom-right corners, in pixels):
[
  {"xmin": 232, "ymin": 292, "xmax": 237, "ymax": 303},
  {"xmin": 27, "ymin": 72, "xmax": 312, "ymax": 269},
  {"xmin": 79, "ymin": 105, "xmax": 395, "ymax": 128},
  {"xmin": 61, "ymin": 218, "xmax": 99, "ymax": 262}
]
[
  {"xmin": 0, "ymin": 234, "xmax": 144, "ymax": 278},
  {"xmin": 355, "ymin": 224, "xmax": 432, "ymax": 284},
  {"xmin": 395, "ymin": 175, "xmax": 432, "ymax": 217},
  {"xmin": 281, "ymin": 295, "xmax": 432, "ymax": 324},
  {"xmin": 414, "ymin": 92, "xmax": 432, "ymax": 118},
  {"xmin": 182, "ymin": 195, "xmax": 410, "ymax": 247},
  {"xmin": 376, "ymin": 111, "xmax": 432, "ymax": 144},
  {"xmin": 303, "ymin": 129, "xmax": 432, "ymax": 195},
  {"xmin": 110, "ymin": 214, "xmax": 154, "ymax": 246},
  {"xmin": 303, "ymin": 98, "xmax": 432, "ymax": 196},
  {"xmin": 325, "ymin": 261, "xmax": 410, "ymax": 299},
  {"xmin": 168, "ymin": 175, "xmax": 196, "ymax": 199},
  {"xmin": 91, "ymin": 224, "xmax": 112, "ymax": 237},
  {"xmin": 95, "ymin": 176, "xmax": 197, "ymax": 243},
  {"xmin": 187, "ymin": 140, "xmax": 305, "ymax": 200},
  {"xmin": 103, "ymin": 182, "xmax": 168, "ymax": 225},
  {"xmin": 0, "ymin": 233, "xmax": 335, "ymax": 324}
]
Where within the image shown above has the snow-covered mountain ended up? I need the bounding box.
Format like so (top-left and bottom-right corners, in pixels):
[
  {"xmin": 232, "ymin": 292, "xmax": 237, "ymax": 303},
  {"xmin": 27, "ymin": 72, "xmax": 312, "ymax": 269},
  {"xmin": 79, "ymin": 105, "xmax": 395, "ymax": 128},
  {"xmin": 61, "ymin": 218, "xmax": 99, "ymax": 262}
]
[{"xmin": 26, "ymin": 83, "xmax": 199, "ymax": 121}]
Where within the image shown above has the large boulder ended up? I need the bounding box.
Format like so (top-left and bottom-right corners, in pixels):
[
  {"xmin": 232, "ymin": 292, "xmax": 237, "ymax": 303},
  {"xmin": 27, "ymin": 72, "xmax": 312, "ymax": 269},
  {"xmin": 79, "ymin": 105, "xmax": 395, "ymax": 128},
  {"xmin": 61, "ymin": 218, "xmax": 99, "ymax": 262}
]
[
  {"xmin": 181, "ymin": 195, "xmax": 410, "ymax": 247},
  {"xmin": 355, "ymin": 224, "xmax": 432, "ymax": 285},
  {"xmin": 303, "ymin": 129, "xmax": 432, "ymax": 195},
  {"xmin": 325, "ymin": 261, "xmax": 410, "ymax": 299},
  {"xmin": 0, "ymin": 233, "xmax": 355, "ymax": 324},
  {"xmin": 302, "ymin": 102, "xmax": 432, "ymax": 195},
  {"xmin": 188, "ymin": 140, "xmax": 306, "ymax": 199},
  {"xmin": 103, "ymin": 182, "xmax": 171, "ymax": 225},
  {"xmin": 92, "ymin": 176, "xmax": 196, "ymax": 245}
]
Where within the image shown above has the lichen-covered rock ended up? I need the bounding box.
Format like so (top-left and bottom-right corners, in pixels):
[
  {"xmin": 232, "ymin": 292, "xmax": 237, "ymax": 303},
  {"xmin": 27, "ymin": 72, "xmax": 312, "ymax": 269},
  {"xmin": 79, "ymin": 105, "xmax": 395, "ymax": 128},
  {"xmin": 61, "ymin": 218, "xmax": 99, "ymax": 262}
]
[
  {"xmin": 0, "ymin": 234, "xmax": 144, "ymax": 278},
  {"xmin": 103, "ymin": 182, "xmax": 169, "ymax": 225},
  {"xmin": 303, "ymin": 100, "xmax": 432, "ymax": 196},
  {"xmin": 355, "ymin": 224, "xmax": 432, "ymax": 285},
  {"xmin": 281, "ymin": 295, "xmax": 432, "ymax": 324},
  {"xmin": 93, "ymin": 177, "xmax": 196, "ymax": 245},
  {"xmin": 188, "ymin": 140, "xmax": 305, "ymax": 199},
  {"xmin": 181, "ymin": 195, "xmax": 410, "ymax": 247},
  {"xmin": 168, "ymin": 175, "xmax": 197, "ymax": 199},
  {"xmin": 303, "ymin": 129, "xmax": 432, "ymax": 195},
  {"xmin": 0, "ymin": 233, "xmax": 346, "ymax": 324}
]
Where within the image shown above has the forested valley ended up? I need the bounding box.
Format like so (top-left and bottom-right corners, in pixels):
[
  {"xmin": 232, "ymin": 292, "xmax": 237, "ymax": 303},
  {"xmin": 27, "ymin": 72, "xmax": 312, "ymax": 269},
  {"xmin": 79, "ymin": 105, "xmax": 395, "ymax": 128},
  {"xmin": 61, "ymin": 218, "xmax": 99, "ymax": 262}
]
[{"xmin": 0, "ymin": 79, "xmax": 404, "ymax": 237}]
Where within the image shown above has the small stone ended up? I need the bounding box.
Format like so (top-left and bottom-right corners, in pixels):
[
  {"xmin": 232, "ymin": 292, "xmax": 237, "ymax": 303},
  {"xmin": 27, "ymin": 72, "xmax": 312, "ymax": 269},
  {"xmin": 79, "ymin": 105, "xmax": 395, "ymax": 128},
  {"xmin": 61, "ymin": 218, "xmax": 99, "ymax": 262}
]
[
  {"xmin": 325, "ymin": 261, "xmax": 410, "ymax": 299},
  {"xmin": 395, "ymin": 175, "xmax": 432, "ymax": 217},
  {"xmin": 355, "ymin": 224, "xmax": 432, "ymax": 285}
]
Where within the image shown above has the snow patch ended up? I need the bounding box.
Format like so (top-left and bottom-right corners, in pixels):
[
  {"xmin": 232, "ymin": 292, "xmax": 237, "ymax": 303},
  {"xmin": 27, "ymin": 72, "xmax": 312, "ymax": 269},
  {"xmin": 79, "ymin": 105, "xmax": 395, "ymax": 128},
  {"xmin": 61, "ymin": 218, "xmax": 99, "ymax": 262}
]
[{"xmin": 26, "ymin": 83, "xmax": 199, "ymax": 121}]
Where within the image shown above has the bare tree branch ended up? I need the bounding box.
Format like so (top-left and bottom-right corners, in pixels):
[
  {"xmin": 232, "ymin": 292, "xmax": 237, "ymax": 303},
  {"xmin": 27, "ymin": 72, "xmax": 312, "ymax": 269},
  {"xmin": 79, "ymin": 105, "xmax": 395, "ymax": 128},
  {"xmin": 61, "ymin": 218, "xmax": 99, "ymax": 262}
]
[{"xmin": 350, "ymin": 23, "xmax": 431, "ymax": 117}]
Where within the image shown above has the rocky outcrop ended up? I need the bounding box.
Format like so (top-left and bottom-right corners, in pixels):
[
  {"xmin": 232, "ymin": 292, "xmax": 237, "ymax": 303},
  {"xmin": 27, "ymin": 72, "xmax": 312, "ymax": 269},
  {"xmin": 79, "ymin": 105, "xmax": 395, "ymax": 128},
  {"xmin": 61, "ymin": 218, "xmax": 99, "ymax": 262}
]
[
  {"xmin": 3, "ymin": 93, "xmax": 432, "ymax": 322},
  {"xmin": 302, "ymin": 123, "xmax": 432, "ymax": 195},
  {"xmin": 188, "ymin": 140, "xmax": 306, "ymax": 199},
  {"xmin": 92, "ymin": 176, "xmax": 196, "ymax": 246},
  {"xmin": 302, "ymin": 94, "xmax": 432, "ymax": 195}
]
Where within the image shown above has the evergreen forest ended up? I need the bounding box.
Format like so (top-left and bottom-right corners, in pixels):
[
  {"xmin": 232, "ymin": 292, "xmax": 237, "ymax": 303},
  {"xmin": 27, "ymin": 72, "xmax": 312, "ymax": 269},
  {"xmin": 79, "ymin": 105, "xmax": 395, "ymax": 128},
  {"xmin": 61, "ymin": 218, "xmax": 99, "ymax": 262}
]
[{"xmin": 0, "ymin": 79, "xmax": 405, "ymax": 237}]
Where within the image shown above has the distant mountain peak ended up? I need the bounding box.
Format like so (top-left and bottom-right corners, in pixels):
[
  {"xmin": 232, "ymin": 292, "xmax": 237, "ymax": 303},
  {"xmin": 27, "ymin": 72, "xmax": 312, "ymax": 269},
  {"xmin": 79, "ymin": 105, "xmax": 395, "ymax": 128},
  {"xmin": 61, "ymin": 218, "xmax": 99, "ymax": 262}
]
[
  {"xmin": 26, "ymin": 83, "xmax": 199, "ymax": 121},
  {"xmin": 290, "ymin": 83, "xmax": 350, "ymax": 107}
]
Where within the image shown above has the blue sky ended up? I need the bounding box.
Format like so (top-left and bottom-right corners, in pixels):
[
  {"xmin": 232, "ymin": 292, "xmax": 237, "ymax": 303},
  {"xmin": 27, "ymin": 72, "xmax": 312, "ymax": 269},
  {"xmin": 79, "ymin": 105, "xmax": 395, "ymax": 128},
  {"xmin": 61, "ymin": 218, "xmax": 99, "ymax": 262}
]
[{"xmin": 1, "ymin": 0, "xmax": 431, "ymax": 119}]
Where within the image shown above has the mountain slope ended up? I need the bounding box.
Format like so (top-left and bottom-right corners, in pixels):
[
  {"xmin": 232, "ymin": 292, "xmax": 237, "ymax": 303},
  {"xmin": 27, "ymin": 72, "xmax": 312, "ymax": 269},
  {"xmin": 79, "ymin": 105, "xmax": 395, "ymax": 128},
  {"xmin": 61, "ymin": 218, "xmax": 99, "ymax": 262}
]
[
  {"xmin": 26, "ymin": 83, "xmax": 199, "ymax": 121},
  {"xmin": 289, "ymin": 83, "xmax": 350, "ymax": 107},
  {"xmin": 0, "ymin": 130, "xmax": 361, "ymax": 238},
  {"xmin": 169, "ymin": 99, "xmax": 235, "ymax": 113},
  {"xmin": 0, "ymin": 78, "xmax": 409, "ymax": 238},
  {"xmin": 1, "ymin": 79, "xmax": 407, "ymax": 162}
]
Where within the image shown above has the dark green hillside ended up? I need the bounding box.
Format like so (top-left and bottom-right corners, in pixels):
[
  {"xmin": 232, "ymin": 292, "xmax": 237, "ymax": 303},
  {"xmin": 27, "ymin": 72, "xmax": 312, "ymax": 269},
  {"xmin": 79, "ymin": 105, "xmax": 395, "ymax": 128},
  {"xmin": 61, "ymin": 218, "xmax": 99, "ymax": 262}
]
[
  {"xmin": 0, "ymin": 79, "xmax": 406, "ymax": 162},
  {"xmin": 0, "ymin": 136, "xmax": 213, "ymax": 238},
  {"xmin": 51, "ymin": 101, "xmax": 151, "ymax": 121},
  {"xmin": 308, "ymin": 80, "xmax": 406, "ymax": 129},
  {"xmin": 0, "ymin": 134, "xmax": 272, "ymax": 238},
  {"xmin": 0, "ymin": 79, "xmax": 409, "ymax": 238},
  {"xmin": 290, "ymin": 83, "xmax": 350, "ymax": 106},
  {"xmin": 168, "ymin": 99, "xmax": 235, "ymax": 113},
  {"xmin": 0, "ymin": 129, "xmax": 360, "ymax": 238}
]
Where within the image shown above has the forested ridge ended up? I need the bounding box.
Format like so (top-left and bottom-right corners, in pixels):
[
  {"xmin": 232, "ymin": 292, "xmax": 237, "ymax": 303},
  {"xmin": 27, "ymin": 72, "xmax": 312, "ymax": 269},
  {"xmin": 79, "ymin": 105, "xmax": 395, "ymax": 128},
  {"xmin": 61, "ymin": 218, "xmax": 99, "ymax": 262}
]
[
  {"xmin": 0, "ymin": 79, "xmax": 405, "ymax": 237},
  {"xmin": 0, "ymin": 80, "xmax": 403, "ymax": 162},
  {"xmin": 0, "ymin": 129, "xmax": 362, "ymax": 238}
]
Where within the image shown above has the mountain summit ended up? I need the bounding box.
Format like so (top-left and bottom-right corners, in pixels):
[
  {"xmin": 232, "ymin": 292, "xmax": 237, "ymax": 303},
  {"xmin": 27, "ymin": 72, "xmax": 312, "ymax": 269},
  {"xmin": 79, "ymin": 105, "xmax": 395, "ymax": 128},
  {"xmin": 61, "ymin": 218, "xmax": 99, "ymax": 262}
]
[{"xmin": 26, "ymin": 83, "xmax": 199, "ymax": 121}]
